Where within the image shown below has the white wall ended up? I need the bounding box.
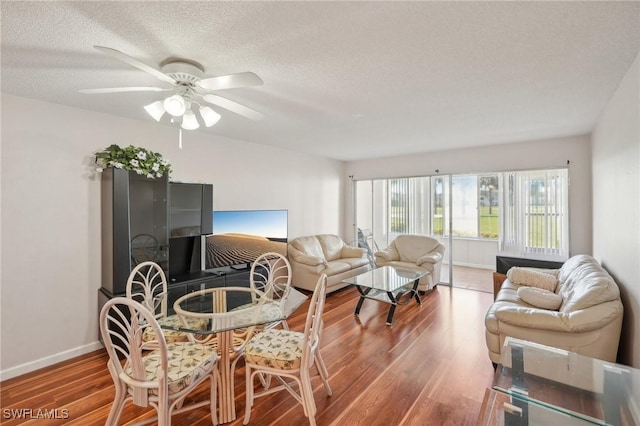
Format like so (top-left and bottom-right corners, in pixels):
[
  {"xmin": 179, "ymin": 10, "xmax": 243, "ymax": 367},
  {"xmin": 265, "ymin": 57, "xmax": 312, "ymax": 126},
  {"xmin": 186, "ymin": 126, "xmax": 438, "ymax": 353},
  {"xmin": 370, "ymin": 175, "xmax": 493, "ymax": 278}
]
[
  {"xmin": 344, "ymin": 135, "xmax": 593, "ymax": 258},
  {"xmin": 0, "ymin": 94, "xmax": 344, "ymax": 379},
  {"xmin": 592, "ymin": 51, "xmax": 640, "ymax": 368}
]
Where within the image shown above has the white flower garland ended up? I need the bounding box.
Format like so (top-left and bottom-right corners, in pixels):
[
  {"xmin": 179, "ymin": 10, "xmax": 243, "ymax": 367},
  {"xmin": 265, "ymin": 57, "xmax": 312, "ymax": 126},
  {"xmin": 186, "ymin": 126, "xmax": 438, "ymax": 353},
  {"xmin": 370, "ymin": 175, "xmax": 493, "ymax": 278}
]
[{"xmin": 95, "ymin": 144, "xmax": 171, "ymax": 178}]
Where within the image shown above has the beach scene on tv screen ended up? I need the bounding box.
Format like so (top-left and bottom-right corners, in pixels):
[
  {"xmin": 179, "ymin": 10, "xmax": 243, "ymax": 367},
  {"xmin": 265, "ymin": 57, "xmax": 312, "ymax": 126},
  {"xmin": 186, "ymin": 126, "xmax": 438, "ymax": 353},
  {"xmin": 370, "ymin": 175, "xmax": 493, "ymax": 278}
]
[{"xmin": 206, "ymin": 210, "xmax": 287, "ymax": 268}]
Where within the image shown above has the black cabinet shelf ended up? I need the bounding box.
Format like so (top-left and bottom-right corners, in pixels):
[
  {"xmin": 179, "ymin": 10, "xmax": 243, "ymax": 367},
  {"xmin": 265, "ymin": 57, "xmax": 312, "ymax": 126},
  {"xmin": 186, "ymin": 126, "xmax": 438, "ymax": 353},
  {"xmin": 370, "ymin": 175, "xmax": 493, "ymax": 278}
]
[
  {"xmin": 99, "ymin": 173, "xmax": 252, "ymax": 312},
  {"xmin": 100, "ymin": 168, "xmax": 168, "ymax": 295},
  {"xmin": 169, "ymin": 182, "xmax": 212, "ymax": 237}
]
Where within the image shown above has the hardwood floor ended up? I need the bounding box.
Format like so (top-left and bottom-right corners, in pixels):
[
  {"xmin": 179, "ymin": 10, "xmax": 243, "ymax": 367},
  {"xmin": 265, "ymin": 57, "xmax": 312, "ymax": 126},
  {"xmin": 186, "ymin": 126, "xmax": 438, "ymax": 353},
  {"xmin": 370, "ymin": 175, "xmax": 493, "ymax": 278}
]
[{"xmin": 0, "ymin": 286, "xmax": 495, "ymax": 425}]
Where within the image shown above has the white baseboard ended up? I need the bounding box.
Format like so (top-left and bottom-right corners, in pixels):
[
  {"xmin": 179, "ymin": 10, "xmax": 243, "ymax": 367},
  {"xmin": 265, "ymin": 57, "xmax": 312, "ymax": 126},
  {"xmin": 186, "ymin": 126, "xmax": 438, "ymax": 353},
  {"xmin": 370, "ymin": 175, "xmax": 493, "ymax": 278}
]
[{"xmin": 0, "ymin": 341, "xmax": 104, "ymax": 382}]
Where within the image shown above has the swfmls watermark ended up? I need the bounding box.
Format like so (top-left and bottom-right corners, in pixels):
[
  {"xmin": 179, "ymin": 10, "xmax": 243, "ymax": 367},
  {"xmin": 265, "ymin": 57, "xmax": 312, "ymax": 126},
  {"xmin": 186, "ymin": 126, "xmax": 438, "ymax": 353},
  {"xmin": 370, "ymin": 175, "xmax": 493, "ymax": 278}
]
[{"xmin": 2, "ymin": 408, "xmax": 70, "ymax": 420}]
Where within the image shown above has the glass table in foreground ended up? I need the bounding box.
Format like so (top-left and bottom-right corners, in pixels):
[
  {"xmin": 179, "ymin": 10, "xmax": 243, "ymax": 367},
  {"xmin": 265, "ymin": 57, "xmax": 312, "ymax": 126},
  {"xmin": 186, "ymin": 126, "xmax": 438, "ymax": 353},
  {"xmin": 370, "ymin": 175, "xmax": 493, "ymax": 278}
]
[
  {"xmin": 479, "ymin": 337, "xmax": 640, "ymax": 426},
  {"xmin": 342, "ymin": 266, "xmax": 428, "ymax": 325}
]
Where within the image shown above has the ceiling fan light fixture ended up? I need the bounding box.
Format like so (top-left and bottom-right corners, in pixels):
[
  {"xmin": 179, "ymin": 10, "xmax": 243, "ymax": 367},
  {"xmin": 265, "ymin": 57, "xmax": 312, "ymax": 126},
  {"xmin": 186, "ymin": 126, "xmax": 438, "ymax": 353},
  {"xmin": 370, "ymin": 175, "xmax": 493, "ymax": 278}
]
[
  {"xmin": 181, "ymin": 110, "xmax": 200, "ymax": 130},
  {"xmin": 199, "ymin": 106, "xmax": 221, "ymax": 127},
  {"xmin": 79, "ymin": 47, "xmax": 265, "ymax": 134},
  {"xmin": 164, "ymin": 94, "xmax": 186, "ymax": 116},
  {"xmin": 144, "ymin": 100, "xmax": 166, "ymax": 121}
]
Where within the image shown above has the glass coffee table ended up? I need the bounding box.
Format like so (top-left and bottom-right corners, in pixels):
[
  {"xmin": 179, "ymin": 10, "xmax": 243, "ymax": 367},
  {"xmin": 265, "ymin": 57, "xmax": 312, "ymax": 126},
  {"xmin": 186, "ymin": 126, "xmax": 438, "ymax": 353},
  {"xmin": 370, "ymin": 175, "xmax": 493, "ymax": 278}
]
[{"xmin": 342, "ymin": 266, "xmax": 428, "ymax": 325}]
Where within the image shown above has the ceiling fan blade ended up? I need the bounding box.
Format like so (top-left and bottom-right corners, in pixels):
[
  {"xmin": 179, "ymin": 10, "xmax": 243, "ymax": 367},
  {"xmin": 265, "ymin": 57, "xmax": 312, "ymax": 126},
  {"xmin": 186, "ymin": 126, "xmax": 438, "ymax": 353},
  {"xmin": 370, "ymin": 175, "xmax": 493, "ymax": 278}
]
[
  {"xmin": 197, "ymin": 72, "xmax": 263, "ymax": 91},
  {"xmin": 202, "ymin": 94, "xmax": 264, "ymax": 121},
  {"xmin": 94, "ymin": 46, "xmax": 177, "ymax": 85},
  {"xmin": 79, "ymin": 87, "xmax": 172, "ymax": 94}
]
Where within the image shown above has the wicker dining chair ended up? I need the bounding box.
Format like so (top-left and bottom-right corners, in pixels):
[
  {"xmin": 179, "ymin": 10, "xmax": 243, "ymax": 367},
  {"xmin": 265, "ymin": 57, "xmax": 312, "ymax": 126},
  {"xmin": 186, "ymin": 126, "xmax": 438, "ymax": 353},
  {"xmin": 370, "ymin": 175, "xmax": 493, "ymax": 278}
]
[
  {"xmin": 100, "ymin": 297, "xmax": 218, "ymax": 425},
  {"xmin": 243, "ymin": 274, "xmax": 332, "ymax": 426},
  {"xmin": 126, "ymin": 261, "xmax": 208, "ymax": 346},
  {"xmin": 249, "ymin": 252, "xmax": 293, "ymax": 330}
]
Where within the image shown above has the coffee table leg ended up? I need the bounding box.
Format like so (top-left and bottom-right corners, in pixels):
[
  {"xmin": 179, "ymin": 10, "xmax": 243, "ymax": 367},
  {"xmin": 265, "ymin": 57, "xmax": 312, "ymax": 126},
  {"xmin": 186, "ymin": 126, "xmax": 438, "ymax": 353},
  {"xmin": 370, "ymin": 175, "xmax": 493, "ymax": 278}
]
[
  {"xmin": 355, "ymin": 297, "xmax": 365, "ymax": 316},
  {"xmin": 354, "ymin": 286, "xmax": 370, "ymax": 316},
  {"xmin": 412, "ymin": 279, "xmax": 422, "ymax": 305},
  {"xmin": 385, "ymin": 291, "xmax": 398, "ymax": 325},
  {"xmin": 385, "ymin": 304, "xmax": 397, "ymax": 325},
  {"xmin": 386, "ymin": 280, "xmax": 421, "ymax": 325}
]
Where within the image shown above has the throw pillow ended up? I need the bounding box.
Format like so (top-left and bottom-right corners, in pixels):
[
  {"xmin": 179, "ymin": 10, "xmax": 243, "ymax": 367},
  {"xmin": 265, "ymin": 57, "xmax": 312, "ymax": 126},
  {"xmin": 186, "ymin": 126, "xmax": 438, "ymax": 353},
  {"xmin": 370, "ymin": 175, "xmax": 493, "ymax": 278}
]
[
  {"xmin": 517, "ymin": 286, "xmax": 563, "ymax": 310},
  {"xmin": 507, "ymin": 267, "xmax": 558, "ymax": 292}
]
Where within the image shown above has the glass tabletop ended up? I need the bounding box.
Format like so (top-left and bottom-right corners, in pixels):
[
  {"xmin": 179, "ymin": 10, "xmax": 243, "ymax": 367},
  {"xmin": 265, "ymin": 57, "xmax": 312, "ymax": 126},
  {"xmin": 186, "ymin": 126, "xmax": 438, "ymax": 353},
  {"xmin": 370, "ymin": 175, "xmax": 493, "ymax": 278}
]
[
  {"xmin": 164, "ymin": 286, "xmax": 308, "ymax": 334},
  {"xmin": 492, "ymin": 337, "xmax": 640, "ymax": 426},
  {"xmin": 342, "ymin": 266, "xmax": 428, "ymax": 292},
  {"xmin": 478, "ymin": 388, "xmax": 599, "ymax": 426}
]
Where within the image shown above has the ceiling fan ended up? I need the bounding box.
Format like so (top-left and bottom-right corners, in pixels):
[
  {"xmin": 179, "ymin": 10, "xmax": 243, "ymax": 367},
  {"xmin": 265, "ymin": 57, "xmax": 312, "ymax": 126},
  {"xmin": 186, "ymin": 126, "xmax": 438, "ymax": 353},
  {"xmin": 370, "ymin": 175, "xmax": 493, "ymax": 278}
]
[{"xmin": 79, "ymin": 46, "xmax": 264, "ymax": 131}]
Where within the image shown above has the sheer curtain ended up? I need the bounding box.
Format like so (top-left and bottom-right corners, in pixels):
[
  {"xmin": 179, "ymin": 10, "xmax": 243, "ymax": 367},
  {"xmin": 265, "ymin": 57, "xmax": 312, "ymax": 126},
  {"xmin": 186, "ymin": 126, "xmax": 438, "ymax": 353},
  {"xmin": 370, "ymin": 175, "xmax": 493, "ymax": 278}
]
[
  {"xmin": 382, "ymin": 177, "xmax": 432, "ymax": 243},
  {"xmin": 499, "ymin": 168, "xmax": 569, "ymax": 260}
]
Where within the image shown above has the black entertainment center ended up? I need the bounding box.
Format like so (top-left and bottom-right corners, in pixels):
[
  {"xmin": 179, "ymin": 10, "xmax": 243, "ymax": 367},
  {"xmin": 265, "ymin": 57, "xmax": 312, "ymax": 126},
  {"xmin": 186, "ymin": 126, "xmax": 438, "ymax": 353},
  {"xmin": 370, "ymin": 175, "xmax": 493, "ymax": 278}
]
[{"xmin": 98, "ymin": 169, "xmax": 256, "ymax": 317}]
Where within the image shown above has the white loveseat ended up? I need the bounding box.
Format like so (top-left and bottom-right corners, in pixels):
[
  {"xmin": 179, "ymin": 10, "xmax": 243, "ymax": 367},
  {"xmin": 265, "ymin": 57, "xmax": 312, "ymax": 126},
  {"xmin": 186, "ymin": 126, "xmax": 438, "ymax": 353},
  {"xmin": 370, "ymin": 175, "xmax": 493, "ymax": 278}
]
[
  {"xmin": 485, "ymin": 254, "xmax": 624, "ymax": 364},
  {"xmin": 288, "ymin": 234, "xmax": 370, "ymax": 293}
]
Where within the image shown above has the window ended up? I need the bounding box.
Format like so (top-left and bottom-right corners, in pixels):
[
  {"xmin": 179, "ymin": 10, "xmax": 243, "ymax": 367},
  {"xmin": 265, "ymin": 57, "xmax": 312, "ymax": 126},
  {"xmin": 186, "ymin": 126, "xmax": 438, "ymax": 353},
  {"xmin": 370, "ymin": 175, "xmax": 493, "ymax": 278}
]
[
  {"xmin": 452, "ymin": 175, "xmax": 478, "ymax": 237},
  {"xmin": 355, "ymin": 168, "xmax": 569, "ymax": 261},
  {"xmin": 500, "ymin": 169, "xmax": 569, "ymax": 259},
  {"xmin": 431, "ymin": 174, "xmax": 500, "ymax": 239},
  {"xmin": 432, "ymin": 176, "xmax": 446, "ymax": 236},
  {"xmin": 479, "ymin": 175, "xmax": 499, "ymax": 238},
  {"xmin": 390, "ymin": 179, "xmax": 408, "ymax": 233},
  {"xmin": 389, "ymin": 177, "xmax": 431, "ymax": 235}
]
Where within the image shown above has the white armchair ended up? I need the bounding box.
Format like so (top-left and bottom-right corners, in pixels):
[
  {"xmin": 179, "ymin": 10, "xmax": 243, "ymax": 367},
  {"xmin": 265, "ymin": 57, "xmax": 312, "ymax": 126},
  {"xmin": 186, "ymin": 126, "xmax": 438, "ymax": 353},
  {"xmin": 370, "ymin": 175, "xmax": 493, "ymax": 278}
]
[{"xmin": 374, "ymin": 234, "xmax": 445, "ymax": 291}]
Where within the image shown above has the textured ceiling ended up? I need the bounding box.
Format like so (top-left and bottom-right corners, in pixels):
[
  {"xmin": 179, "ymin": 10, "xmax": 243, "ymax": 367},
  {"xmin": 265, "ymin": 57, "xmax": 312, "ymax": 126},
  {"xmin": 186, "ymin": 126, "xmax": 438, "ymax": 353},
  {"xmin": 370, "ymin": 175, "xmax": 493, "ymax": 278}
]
[{"xmin": 2, "ymin": 1, "xmax": 640, "ymax": 161}]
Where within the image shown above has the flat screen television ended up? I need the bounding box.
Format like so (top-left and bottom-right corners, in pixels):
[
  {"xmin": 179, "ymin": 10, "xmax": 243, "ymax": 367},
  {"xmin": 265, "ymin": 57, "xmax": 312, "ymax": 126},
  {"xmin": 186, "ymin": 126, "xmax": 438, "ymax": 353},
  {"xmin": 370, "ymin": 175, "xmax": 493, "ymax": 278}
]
[{"xmin": 205, "ymin": 209, "xmax": 288, "ymax": 270}]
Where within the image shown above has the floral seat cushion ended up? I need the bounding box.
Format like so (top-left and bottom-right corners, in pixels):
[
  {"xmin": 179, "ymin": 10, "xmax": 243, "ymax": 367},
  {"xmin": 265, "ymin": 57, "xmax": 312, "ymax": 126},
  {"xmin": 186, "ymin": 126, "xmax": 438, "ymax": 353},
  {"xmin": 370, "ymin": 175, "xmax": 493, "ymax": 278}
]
[
  {"xmin": 244, "ymin": 329, "xmax": 304, "ymax": 370},
  {"xmin": 142, "ymin": 315, "xmax": 209, "ymax": 344},
  {"xmin": 229, "ymin": 303, "xmax": 284, "ymax": 328},
  {"xmin": 126, "ymin": 342, "xmax": 217, "ymax": 396}
]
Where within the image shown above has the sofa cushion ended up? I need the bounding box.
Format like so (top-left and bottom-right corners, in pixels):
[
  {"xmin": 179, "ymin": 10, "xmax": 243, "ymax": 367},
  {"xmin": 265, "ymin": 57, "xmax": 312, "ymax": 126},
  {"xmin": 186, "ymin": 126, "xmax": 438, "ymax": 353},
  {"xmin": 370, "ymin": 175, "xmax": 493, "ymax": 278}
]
[
  {"xmin": 507, "ymin": 267, "xmax": 558, "ymax": 292},
  {"xmin": 324, "ymin": 260, "xmax": 351, "ymax": 275},
  {"xmin": 340, "ymin": 257, "xmax": 370, "ymax": 269},
  {"xmin": 556, "ymin": 255, "xmax": 620, "ymax": 313},
  {"xmin": 317, "ymin": 234, "xmax": 345, "ymax": 261},
  {"xmin": 291, "ymin": 236, "xmax": 325, "ymax": 260},
  {"xmin": 517, "ymin": 286, "xmax": 563, "ymax": 310},
  {"xmin": 557, "ymin": 254, "xmax": 593, "ymax": 284},
  {"xmin": 393, "ymin": 235, "xmax": 440, "ymax": 264},
  {"xmin": 342, "ymin": 245, "xmax": 365, "ymax": 258},
  {"xmin": 494, "ymin": 285, "xmax": 522, "ymax": 304}
]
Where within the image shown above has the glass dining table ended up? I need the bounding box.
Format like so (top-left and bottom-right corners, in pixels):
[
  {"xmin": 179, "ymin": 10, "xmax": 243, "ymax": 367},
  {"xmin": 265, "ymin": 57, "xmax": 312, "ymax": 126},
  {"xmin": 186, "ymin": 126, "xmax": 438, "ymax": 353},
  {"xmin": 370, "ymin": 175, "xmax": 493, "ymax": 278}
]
[{"xmin": 162, "ymin": 286, "xmax": 308, "ymax": 424}]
